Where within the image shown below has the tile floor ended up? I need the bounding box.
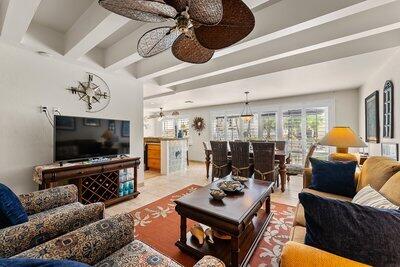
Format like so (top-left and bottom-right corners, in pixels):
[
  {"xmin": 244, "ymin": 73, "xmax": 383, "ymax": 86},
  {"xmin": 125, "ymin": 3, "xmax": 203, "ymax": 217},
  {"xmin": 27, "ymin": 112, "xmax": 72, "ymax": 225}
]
[{"xmin": 106, "ymin": 162, "xmax": 302, "ymax": 217}]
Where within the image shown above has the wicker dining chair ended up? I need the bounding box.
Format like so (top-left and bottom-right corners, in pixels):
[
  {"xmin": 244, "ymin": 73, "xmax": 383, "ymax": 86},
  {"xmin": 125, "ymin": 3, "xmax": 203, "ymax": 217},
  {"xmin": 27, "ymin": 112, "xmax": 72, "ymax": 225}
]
[
  {"xmin": 210, "ymin": 141, "xmax": 231, "ymax": 181},
  {"xmin": 229, "ymin": 141, "xmax": 252, "ymax": 178},
  {"xmin": 252, "ymin": 142, "xmax": 279, "ymax": 185},
  {"xmin": 273, "ymin": 140, "xmax": 286, "ymax": 151},
  {"xmin": 286, "ymin": 143, "xmax": 317, "ymax": 181}
]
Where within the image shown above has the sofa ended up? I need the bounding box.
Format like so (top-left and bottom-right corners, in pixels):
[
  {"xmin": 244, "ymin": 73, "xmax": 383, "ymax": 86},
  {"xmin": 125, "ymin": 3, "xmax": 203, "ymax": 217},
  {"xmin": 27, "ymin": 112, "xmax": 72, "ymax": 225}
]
[
  {"xmin": 0, "ymin": 185, "xmax": 104, "ymax": 258},
  {"xmin": 281, "ymin": 156, "xmax": 400, "ymax": 267},
  {"xmin": 12, "ymin": 213, "xmax": 225, "ymax": 267}
]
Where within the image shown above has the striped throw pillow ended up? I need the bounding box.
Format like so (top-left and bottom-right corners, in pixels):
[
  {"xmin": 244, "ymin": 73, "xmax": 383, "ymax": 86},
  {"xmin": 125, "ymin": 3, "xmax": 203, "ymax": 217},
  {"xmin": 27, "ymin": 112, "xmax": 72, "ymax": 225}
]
[{"xmin": 352, "ymin": 185, "xmax": 399, "ymax": 209}]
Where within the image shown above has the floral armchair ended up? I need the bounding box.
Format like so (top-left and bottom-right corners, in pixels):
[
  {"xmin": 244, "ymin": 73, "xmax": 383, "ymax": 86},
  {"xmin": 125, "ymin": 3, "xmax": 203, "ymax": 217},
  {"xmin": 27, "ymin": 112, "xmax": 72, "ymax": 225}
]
[
  {"xmin": 13, "ymin": 213, "xmax": 225, "ymax": 267},
  {"xmin": 0, "ymin": 185, "xmax": 104, "ymax": 258}
]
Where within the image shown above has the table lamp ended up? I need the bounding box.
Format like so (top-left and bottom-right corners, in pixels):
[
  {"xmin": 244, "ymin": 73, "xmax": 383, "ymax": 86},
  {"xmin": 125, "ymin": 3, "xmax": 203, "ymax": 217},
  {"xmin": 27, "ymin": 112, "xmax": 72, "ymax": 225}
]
[{"xmin": 318, "ymin": 126, "xmax": 367, "ymax": 162}]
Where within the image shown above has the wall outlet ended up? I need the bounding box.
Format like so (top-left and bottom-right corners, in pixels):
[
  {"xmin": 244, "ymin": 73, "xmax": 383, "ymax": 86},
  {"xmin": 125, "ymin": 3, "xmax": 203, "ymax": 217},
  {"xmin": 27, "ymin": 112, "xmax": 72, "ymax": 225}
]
[
  {"xmin": 40, "ymin": 106, "xmax": 48, "ymax": 113},
  {"xmin": 53, "ymin": 107, "xmax": 60, "ymax": 115}
]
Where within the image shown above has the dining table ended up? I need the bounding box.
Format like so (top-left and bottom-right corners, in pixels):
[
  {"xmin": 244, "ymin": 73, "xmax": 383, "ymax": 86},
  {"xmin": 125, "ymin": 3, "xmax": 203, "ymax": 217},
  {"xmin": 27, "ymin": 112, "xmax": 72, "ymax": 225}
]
[{"xmin": 204, "ymin": 149, "xmax": 290, "ymax": 192}]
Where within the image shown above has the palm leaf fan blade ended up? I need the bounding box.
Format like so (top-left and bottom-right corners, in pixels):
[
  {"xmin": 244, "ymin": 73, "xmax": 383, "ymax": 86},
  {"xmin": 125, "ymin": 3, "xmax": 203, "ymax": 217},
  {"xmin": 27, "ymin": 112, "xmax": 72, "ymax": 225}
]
[
  {"xmin": 164, "ymin": 0, "xmax": 187, "ymax": 13},
  {"xmin": 194, "ymin": 0, "xmax": 255, "ymax": 50},
  {"xmin": 188, "ymin": 0, "xmax": 223, "ymax": 25},
  {"xmin": 138, "ymin": 27, "xmax": 180, "ymax": 58},
  {"xmin": 98, "ymin": 0, "xmax": 177, "ymax": 23},
  {"xmin": 172, "ymin": 33, "xmax": 214, "ymax": 64}
]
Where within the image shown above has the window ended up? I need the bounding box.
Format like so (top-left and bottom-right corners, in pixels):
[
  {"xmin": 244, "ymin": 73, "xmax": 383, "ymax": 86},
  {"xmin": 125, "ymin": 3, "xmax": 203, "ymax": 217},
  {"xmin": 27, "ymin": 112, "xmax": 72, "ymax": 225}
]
[
  {"xmin": 209, "ymin": 105, "xmax": 330, "ymax": 163},
  {"xmin": 242, "ymin": 114, "xmax": 259, "ymax": 140},
  {"xmin": 226, "ymin": 115, "xmax": 240, "ymax": 141},
  {"xmin": 261, "ymin": 112, "xmax": 277, "ymax": 141},
  {"xmin": 212, "ymin": 116, "xmax": 225, "ymax": 140},
  {"xmin": 306, "ymin": 107, "xmax": 329, "ymax": 160},
  {"xmin": 177, "ymin": 118, "xmax": 190, "ymax": 136},
  {"xmin": 283, "ymin": 109, "xmax": 303, "ymax": 164},
  {"xmin": 162, "ymin": 119, "xmax": 175, "ymax": 138}
]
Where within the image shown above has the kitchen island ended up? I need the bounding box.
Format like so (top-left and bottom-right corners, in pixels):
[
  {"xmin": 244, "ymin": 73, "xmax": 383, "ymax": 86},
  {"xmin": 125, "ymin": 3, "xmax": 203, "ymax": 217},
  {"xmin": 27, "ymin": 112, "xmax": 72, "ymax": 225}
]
[{"xmin": 144, "ymin": 137, "xmax": 188, "ymax": 175}]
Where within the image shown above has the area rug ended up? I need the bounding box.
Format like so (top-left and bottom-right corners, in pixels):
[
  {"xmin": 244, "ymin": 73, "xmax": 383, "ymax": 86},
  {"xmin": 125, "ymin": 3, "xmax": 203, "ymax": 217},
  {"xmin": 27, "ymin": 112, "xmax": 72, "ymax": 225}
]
[{"xmin": 130, "ymin": 185, "xmax": 295, "ymax": 267}]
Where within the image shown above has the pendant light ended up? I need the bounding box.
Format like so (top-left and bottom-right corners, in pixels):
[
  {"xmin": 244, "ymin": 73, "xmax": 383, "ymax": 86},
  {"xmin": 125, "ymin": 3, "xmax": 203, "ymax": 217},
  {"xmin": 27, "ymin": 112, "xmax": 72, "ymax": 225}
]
[{"xmin": 240, "ymin": 91, "xmax": 254, "ymax": 122}]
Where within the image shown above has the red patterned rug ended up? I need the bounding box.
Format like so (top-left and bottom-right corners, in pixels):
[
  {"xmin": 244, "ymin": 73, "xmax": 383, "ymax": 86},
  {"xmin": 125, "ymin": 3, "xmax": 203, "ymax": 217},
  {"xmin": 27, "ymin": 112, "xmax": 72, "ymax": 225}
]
[{"xmin": 130, "ymin": 185, "xmax": 295, "ymax": 267}]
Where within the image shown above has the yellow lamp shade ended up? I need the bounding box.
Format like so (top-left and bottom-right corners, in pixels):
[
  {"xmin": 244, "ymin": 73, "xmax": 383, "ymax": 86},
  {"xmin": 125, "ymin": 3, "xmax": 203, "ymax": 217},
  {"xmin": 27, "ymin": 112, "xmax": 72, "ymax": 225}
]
[{"xmin": 319, "ymin": 127, "xmax": 367, "ymax": 149}]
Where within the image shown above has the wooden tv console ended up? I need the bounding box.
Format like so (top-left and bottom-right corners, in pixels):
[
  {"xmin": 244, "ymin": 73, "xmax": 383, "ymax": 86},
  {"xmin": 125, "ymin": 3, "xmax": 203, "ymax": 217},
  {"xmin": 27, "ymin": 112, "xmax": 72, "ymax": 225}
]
[{"xmin": 37, "ymin": 157, "xmax": 140, "ymax": 207}]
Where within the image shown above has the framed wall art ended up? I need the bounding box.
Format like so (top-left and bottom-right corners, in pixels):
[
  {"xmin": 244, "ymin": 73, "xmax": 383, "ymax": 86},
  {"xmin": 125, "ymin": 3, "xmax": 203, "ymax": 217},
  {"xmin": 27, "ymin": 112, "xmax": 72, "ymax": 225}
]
[
  {"xmin": 381, "ymin": 143, "xmax": 399, "ymax": 161},
  {"xmin": 383, "ymin": 80, "xmax": 394, "ymax": 138},
  {"xmin": 365, "ymin": 91, "xmax": 380, "ymax": 143}
]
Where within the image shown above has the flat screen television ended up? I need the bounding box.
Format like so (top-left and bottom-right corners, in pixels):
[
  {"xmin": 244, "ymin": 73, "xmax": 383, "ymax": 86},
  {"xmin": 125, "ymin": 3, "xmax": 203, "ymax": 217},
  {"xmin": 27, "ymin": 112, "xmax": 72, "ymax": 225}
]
[{"xmin": 54, "ymin": 115, "xmax": 130, "ymax": 162}]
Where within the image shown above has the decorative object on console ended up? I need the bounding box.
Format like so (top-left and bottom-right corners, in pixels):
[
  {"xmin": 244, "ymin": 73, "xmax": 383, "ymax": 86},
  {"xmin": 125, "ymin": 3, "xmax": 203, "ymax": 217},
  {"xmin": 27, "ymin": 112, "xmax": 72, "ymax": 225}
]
[
  {"xmin": 192, "ymin": 116, "xmax": 205, "ymax": 135},
  {"xmin": 98, "ymin": 0, "xmax": 255, "ymax": 64},
  {"xmin": 383, "ymin": 81, "xmax": 394, "ymax": 138},
  {"xmin": 365, "ymin": 91, "xmax": 380, "ymax": 143},
  {"xmin": 67, "ymin": 72, "xmax": 110, "ymax": 112},
  {"xmin": 318, "ymin": 126, "xmax": 367, "ymax": 162},
  {"xmin": 381, "ymin": 143, "xmax": 399, "ymax": 161},
  {"xmin": 240, "ymin": 91, "xmax": 254, "ymax": 122}
]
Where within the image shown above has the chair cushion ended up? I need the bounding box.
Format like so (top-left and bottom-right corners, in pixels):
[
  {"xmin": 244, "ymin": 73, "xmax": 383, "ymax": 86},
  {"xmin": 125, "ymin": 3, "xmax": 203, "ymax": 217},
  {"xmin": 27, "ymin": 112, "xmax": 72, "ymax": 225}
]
[
  {"xmin": 357, "ymin": 156, "xmax": 400, "ymax": 191},
  {"xmin": 352, "ymin": 185, "xmax": 398, "ymax": 209},
  {"xmin": 294, "ymin": 188, "xmax": 352, "ymax": 227},
  {"xmin": 286, "ymin": 164, "xmax": 304, "ymax": 175},
  {"xmin": 379, "ymin": 171, "xmax": 400, "ymax": 206},
  {"xmin": 290, "ymin": 226, "xmax": 306, "ymax": 244},
  {"xmin": 309, "ymin": 158, "xmax": 357, "ymax": 198},
  {"xmin": 0, "ymin": 258, "xmax": 89, "ymax": 267},
  {"xmin": 94, "ymin": 240, "xmax": 181, "ymax": 267},
  {"xmin": 0, "ymin": 183, "xmax": 28, "ymax": 229},
  {"xmin": 300, "ymin": 192, "xmax": 400, "ymax": 266}
]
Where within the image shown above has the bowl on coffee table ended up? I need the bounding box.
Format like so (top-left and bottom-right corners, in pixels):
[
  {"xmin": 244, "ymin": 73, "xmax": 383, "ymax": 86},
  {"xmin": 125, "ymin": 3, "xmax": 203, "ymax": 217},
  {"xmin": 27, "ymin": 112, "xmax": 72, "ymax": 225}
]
[{"xmin": 217, "ymin": 180, "xmax": 244, "ymax": 193}]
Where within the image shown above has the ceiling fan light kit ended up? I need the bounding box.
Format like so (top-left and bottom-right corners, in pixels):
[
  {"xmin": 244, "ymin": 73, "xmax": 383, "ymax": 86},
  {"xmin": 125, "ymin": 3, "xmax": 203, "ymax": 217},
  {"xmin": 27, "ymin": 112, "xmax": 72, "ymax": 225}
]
[{"xmin": 99, "ymin": 0, "xmax": 255, "ymax": 64}]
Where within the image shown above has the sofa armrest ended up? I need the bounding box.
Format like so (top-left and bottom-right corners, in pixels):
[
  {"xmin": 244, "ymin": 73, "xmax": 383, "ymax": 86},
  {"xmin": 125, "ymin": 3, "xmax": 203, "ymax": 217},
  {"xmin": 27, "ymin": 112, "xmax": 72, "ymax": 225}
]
[
  {"xmin": 18, "ymin": 185, "xmax": 78, "ymax": 215},
  {"xmin": 281, "ymin": 241, "xmax": 370, "ymax": 267},
  {"xmin": 13, "ymin": 213, "xmax": 135, "ymax": 266},
  {"xmin": 303, "ymin": 168, "xmax": 312, "ymax": 188},
  {"xmin": 0, "ymin": 202, "xmax": 104, "ymax": 258},
  {"xmin": 194, "ymin": 256, "xmax": 225, "ymax": 267}
]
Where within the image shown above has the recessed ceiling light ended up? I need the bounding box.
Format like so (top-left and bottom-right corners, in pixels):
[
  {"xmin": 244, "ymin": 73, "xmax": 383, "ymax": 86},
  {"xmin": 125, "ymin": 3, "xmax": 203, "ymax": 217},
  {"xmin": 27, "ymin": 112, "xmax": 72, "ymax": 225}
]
[
  {"xmin": 36, "ymin": 51, "xmax": 52, "ymax": 57},
  {"xmin": 185, "ymin": 100, "xmax": 194, "ymax": 104}
]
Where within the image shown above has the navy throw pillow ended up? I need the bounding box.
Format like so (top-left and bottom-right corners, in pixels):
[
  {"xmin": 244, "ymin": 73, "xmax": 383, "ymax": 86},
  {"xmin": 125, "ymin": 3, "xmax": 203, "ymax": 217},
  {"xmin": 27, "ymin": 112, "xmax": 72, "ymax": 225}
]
[
  {"xmin": 0, "ymin": 183, "xmax": 28, "ymax": 229},
  {"xmin": 299, "ymin": 192, "xmax": 400, "ymax": 266},
  {"xmin": 309, "ymin": 158, "xmax": 356, "ymax": 197},
  {"xmin": 0, "ymin": 258, "xmax": 90, "ymax": 267}
]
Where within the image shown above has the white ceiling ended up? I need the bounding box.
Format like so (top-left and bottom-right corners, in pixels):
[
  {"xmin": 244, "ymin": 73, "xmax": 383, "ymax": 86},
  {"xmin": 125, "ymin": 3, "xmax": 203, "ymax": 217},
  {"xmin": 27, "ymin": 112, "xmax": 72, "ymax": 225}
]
[
  {"xmin": 32, "ymin": 0, "xmax": 93, "ymax": 33},
  {"xmin": 144, "ymin": 47, "xmax": 398, "ymax": 111},
  {"xmin": 1, "ymin": 0, "xmax": 400, "ymax": 114}
]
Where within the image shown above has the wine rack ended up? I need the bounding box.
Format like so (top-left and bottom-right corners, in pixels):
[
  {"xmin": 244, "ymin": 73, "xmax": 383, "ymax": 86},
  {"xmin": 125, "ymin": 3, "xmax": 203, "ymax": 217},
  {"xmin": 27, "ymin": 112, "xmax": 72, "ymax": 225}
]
[
  {"xmin": 81, "ymin": 171, "xmax": 119, "ymax": 204},
  {"xmin": 38, "ymin": 157, "xmax": 140, "ymax": 207}
]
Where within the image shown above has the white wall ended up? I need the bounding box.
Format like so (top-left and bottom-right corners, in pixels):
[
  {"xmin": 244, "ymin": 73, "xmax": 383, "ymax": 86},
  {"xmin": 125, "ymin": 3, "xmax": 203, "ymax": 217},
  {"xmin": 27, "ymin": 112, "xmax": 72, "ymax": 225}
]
[
  {"xmin": 150, "ymin": 89, "xmax": 359, "ymax": 162},
  {"xmin": 359, "ymin": 48, "xmax": 400, "ymax": 156},
  {"xmin": 0, "ymin": 43, "xmax": 144, "ymax": 194}
]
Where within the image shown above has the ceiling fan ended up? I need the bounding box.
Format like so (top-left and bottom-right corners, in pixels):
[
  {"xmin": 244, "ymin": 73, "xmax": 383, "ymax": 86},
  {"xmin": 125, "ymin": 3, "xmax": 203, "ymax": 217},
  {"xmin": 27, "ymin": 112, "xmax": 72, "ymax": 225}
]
[
  {"xmin": 98, "ymin": 0, "xmax": 255, "ymax": 64},
  {"xmin": 146, "ymin": 107, "xmax": 165, "ymax": 121}
]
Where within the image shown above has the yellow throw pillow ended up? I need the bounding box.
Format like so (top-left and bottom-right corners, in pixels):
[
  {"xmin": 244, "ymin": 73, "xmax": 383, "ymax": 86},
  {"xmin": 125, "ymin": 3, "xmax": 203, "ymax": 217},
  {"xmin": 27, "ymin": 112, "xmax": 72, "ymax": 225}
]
[
  {"xmin": 357, "ymin": 156, "xmax": 400, "ymax": 192},
  {"xmin": 380, "ymin": 172, "xmax": 400, "ymax": 206}
]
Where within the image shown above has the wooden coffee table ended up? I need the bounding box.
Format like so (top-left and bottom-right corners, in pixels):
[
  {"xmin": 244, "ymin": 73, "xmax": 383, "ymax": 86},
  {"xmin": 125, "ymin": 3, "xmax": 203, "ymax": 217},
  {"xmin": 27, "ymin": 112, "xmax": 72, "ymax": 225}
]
[{"xmin": 175, "ymin": 177, "xmax": 274, "ymax": 267}]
